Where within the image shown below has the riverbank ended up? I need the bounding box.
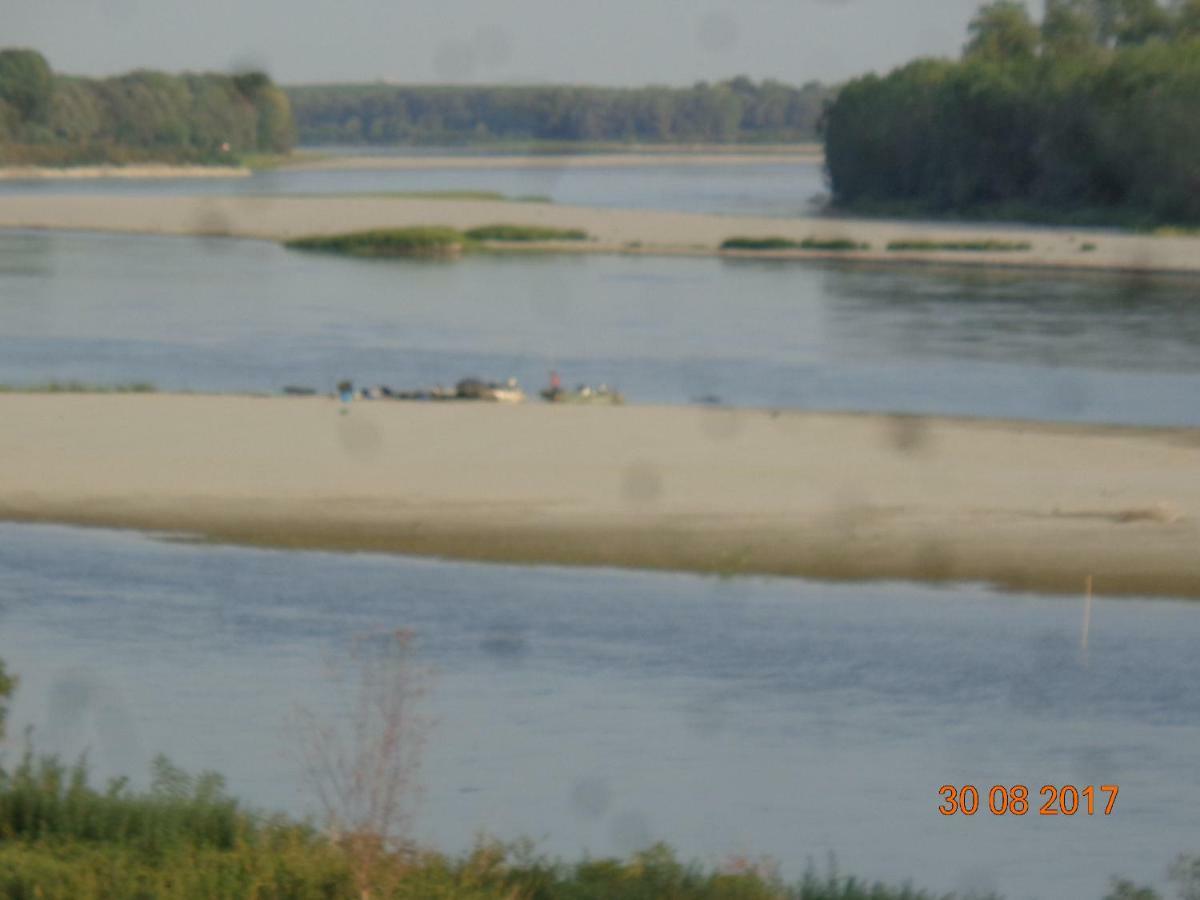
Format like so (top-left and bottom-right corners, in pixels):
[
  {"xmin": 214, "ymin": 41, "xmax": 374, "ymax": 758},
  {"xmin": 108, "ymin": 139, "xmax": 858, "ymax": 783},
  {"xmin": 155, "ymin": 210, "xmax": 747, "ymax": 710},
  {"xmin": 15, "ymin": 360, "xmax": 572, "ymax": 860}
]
[
  {"xmin": 0, "ymin": 164, "xmax": 252, "ymax": 180},
  {"xmin": 1, "ymin": 394, "xmax": 1196, "ymax": 598},
  {"xmin": 2, "ymin": 193, "xmax": 1199, "ymax": 275},
  {"xmin": 282, "ymin": 148, "xmax": 823, "ymax": 171}
]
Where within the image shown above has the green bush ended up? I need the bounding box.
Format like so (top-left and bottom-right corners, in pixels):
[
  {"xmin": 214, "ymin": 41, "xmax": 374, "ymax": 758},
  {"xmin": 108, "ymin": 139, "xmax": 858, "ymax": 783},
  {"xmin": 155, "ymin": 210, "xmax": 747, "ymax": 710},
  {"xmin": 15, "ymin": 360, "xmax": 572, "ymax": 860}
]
[
  {"xmin": 463, "ymin": 224, "xmax": 588, "ymax": 242},
  {"xmin": 799, "ymin": 238, "xmax": 870, "ymax": 251},
  {"xmin": 285, "ymin": 227, "xmax": 466, "ymax": 258},
  {"xmin": 720, "ymin": 236, "xmax": 802, "ymax": 251},
  {"xmin": 0, "ymin": 758, "xmax": 991, "ymax": 900},
  {"xmin": 721, "ymin": 236, "xmax": 869, "ymax": 252},
  {"xmin": 886, "ymin": 239, "xmax": 1032, "ymax": 252},
  {"xmin": 0, "ymin": 660, "xmax": 12, "ymax": 743}
]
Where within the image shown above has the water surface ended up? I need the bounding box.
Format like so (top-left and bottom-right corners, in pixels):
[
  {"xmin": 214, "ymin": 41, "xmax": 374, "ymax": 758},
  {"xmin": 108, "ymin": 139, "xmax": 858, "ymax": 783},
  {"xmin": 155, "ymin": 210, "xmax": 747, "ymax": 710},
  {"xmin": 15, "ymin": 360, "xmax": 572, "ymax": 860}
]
[
  {"xmin": 0, "ymin": 523, "xmax": 1195, "ymax": 899},
  {"xmin": 2, "ymin": 230, "xmax": 1200, "ymax": 424},
  {"xmin": 0, "ymin": 160, "xmax": 829, "ymax": 217}
]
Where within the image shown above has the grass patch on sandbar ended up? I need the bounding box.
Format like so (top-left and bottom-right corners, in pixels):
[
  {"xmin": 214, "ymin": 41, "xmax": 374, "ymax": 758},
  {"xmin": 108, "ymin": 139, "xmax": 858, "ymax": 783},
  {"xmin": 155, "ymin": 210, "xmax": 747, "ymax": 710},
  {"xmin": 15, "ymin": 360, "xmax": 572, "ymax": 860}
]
[
  {"xmin": 886, "ymin": 239, "xmax": 1032, "ymax": 252},
  {"xmin": 721, "ymin": 236, "xmax": 869, "ymax": 252},
  {"xmin": 285, "ymin": 226, "xmax": 466, "ymax": 258},
  {"xmin": 463, "ymin": 223, "xmax": 588, "ymax": 241},
  {"xmin": 0, "ymin": 381, "xmax": 156, "ymax": 394},
  {"xmin": 285, "ymin": 224, "xmax": 591, "ymax": 259}
]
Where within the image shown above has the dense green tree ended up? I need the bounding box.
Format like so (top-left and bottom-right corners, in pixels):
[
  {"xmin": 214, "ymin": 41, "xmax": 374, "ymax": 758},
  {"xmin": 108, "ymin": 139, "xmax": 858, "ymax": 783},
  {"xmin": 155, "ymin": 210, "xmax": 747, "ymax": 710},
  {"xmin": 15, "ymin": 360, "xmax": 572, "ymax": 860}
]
[
  {"xmin": 0, "ymin": 52, "xmax": 295, "ymax": 164},
  {"xmin": 1042, "ymin": 1, "xmax": 1103, "ymax": 55},
  {"xmin": 1111, "ymin": 0, "xmax": 1175, "ymax": 43},
  {"xmin": 823, "ymin": 0, "xmax": 1200, "ymax": 225},
  {"xmin": 46, "ymin": 78, "xmax": 104, "ymax": 143},
  {"xmin": 0, "ymin": 48, "xmax": 53, "ymax": 122},
  {"xmin": 964, "ymin": 1, "xmax": 1041, "ymax": 61},
  {"xmin": 1175, "ymin": 0, "xmax": 1200, "ymax": 37},
  {"xmin": 287, "ymin": 78, "xmax": 832, "ymax": 145}
]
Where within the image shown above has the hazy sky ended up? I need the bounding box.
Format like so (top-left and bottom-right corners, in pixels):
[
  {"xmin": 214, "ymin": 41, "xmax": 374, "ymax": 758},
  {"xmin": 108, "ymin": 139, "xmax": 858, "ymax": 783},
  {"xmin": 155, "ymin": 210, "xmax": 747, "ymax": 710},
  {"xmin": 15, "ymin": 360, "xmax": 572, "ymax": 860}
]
[{"xmin": 3, "ymin": 0, "xmax": 1000, "ymax": 86}]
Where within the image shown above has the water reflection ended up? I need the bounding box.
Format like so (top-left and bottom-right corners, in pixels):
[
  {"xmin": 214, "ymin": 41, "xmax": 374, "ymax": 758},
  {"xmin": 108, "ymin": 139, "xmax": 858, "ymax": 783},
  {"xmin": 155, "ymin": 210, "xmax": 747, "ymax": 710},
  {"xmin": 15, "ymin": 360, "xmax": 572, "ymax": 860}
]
[
  {"xmin": 0, "ymin": 231, "xmax": 53, "ymax": 277},
  {"xmin": 819, "ymin": 263, "xmax": 1200, "ymax": 372}
]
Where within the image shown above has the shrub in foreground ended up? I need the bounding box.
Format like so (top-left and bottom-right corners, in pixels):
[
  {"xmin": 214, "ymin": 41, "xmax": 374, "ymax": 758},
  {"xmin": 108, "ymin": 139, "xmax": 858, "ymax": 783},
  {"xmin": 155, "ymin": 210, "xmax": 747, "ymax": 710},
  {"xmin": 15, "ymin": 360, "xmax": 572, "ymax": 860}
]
[{"xmin": 0, "ymin": 754, "xmax": 985, "ymax": 900}]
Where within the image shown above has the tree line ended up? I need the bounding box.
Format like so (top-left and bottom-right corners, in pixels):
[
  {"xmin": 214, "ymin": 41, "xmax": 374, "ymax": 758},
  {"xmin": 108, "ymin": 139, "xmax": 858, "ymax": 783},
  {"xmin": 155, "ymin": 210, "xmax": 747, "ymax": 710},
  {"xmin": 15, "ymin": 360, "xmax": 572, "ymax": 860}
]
[
  {"xmin": 286, "ymin": 77, "xmax": 832, "ymax": 145},
  {"xmin": 823, "ymin": 0, "xmax": 1200, "ymax": 225},
  {"xmin": 0, "ymin": 49, "xmax": 295, "ymax": 165}
]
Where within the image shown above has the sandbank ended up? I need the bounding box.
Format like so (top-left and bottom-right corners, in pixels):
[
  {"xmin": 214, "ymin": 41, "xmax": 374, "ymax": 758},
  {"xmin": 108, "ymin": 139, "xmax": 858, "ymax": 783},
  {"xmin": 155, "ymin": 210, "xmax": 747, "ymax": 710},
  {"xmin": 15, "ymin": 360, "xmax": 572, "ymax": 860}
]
[
  {"xmin": 1, "ymin": 395, "xmax": 1197, "ymax": 598},
  {"xmin": 1, "ymin": 193, "xmax": 1198, "ymax": 275},
  {"xmin": 0, "ymin": 164, "xmax": 251, "ymax": 180},
  {"xmin": 283, "ymin": 150, "xmax": 823, "ymax": 171}
]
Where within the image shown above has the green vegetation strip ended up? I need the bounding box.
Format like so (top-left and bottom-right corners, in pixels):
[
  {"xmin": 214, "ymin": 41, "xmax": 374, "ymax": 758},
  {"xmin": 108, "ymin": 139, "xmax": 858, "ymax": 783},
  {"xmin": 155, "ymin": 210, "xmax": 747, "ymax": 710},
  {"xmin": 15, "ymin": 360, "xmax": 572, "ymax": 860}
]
[
  {"xmin": 287, "ymin": 79, "xmax": 831, "ymax": 146},
  {"xmin": 721, "ymin": 236, "xmax": 869, "ymax": 251},
  {"xmin": 285, "ymin": 227, "xmax": 466, "ymax": 257},
  {"xmin": 886, "ymin": 239, "xmax": 1032, "ymax": 253},
  {"xmin": 0, "ymin": 380, "xmax": 155, "ymax": 394},
  {"xmin": 0, "ymin": 754, "xmax": 984, "ymax": 900},
  {"xmin": 285, "ymin": 224, "xmax": 591, "ymax": 258},
  {"xmin": 463, "ymin": 223, "xmax": 588, "ymax": 241}
]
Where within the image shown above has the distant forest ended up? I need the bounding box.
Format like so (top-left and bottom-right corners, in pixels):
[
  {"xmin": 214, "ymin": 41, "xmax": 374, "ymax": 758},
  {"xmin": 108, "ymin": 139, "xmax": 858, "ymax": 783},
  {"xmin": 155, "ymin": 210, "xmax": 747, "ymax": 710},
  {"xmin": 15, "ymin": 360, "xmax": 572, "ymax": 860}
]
[
  {"xmin": 824, "ymin": 0, "xmax": 1200, "ymax": 225},
  {"xmin": 286, "ymin": 78, "xmax": 832, "ymax": 145},
  {"xmin": 0, "ymin": 49, "xmax": 294, "ymax": 165}
]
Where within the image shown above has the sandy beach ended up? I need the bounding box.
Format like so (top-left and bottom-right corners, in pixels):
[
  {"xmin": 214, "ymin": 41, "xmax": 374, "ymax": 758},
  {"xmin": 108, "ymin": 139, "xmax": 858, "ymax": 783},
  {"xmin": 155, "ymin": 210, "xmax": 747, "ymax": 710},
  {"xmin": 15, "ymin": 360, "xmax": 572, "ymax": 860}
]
[
  {"xmin": 0, "ymin": 164, "xmax": 251, "ymax": 180},
  {"xmin": 1, "ymin": 394, "xmax": 1197, "ymax": 598},
  {"xmin": 2, "ymin": 192, "xmax": 1199, "ymax": 275}
]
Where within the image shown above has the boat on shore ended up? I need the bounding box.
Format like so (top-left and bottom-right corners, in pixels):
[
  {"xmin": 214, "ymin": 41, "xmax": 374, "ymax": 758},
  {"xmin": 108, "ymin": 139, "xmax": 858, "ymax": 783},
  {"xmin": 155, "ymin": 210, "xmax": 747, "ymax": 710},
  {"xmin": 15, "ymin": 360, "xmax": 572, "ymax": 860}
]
[{"xmin": 304, "ymin": 377, "xmax": 529, "ymax": 403}]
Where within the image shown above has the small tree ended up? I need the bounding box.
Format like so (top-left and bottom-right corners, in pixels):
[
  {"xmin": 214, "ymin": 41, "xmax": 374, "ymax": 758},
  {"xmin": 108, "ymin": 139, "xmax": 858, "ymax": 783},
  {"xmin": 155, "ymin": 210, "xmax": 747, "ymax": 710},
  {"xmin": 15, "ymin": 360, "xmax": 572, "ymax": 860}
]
[
  {"xmin": 293, "ymin": 629, "xmax": 428, "ymax": 900},
  {"xmin": 0, "ymin": 658, "xmax": 14, "ymax": 744}
]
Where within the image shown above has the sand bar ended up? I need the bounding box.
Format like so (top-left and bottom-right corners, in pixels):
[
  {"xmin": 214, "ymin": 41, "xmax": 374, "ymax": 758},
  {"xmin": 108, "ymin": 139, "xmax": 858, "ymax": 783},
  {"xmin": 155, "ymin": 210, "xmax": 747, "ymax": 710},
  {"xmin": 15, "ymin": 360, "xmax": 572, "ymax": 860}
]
[
  {"xmin": 1, "ymin": 395, "xmax": 1197, "ymax": 598},
  {"xmin": 283, "ymin": 150, "xmax": 823, "ymax": 171},
  {"xmin": 2, "ymin": 193, "xmax": 1198, "ymax": 275},
  {"xmin": 0, "ymin": 164, "xmax": 251, "ymax": 180}
]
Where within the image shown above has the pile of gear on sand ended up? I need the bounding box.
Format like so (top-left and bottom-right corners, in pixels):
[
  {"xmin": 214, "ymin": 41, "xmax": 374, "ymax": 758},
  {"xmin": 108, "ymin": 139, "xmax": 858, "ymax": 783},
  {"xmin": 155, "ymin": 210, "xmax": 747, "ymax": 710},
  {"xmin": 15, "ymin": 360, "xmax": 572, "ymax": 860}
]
[{"xmin": 282, "ymin": 372, "xmax": 623, "ymax": 406}]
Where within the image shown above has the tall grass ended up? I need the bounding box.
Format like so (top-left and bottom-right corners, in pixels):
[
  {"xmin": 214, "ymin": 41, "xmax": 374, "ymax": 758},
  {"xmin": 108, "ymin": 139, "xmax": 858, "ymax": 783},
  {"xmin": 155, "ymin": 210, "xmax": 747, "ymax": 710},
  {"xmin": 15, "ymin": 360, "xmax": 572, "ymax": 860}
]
[
  {"xmin": 463, "ymin": 224, "xmax": 588, "ymax": 242},
  {"xmin": 0, "ymin": 753, "xmax": 251, "ymax": 853},
  {"xmin": 285, "ymin": 227, "xmax": 465, "ymax": 258},
  {"xmin": 720, "ymin": 237, "xmax": 869, "ymax": 252},
  {"xmin": 285, "ymin": 224, "xmax": 590, "ymax": 259},
  {"xmin": 885, "ymin": 239, "xmax": 1032, "ymax": 253},
  {"xmin": 0, "ymin": 755, "xmax": 988, "ymax": 900}
]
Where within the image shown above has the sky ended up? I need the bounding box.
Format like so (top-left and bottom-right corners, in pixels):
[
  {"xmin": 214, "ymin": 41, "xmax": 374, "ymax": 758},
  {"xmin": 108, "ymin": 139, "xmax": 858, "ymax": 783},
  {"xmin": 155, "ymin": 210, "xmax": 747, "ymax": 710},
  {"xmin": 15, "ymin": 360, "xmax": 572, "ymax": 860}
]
[{"xmin": 2, "ymin": 0, "xmax": 1001, "ymax": 86}]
